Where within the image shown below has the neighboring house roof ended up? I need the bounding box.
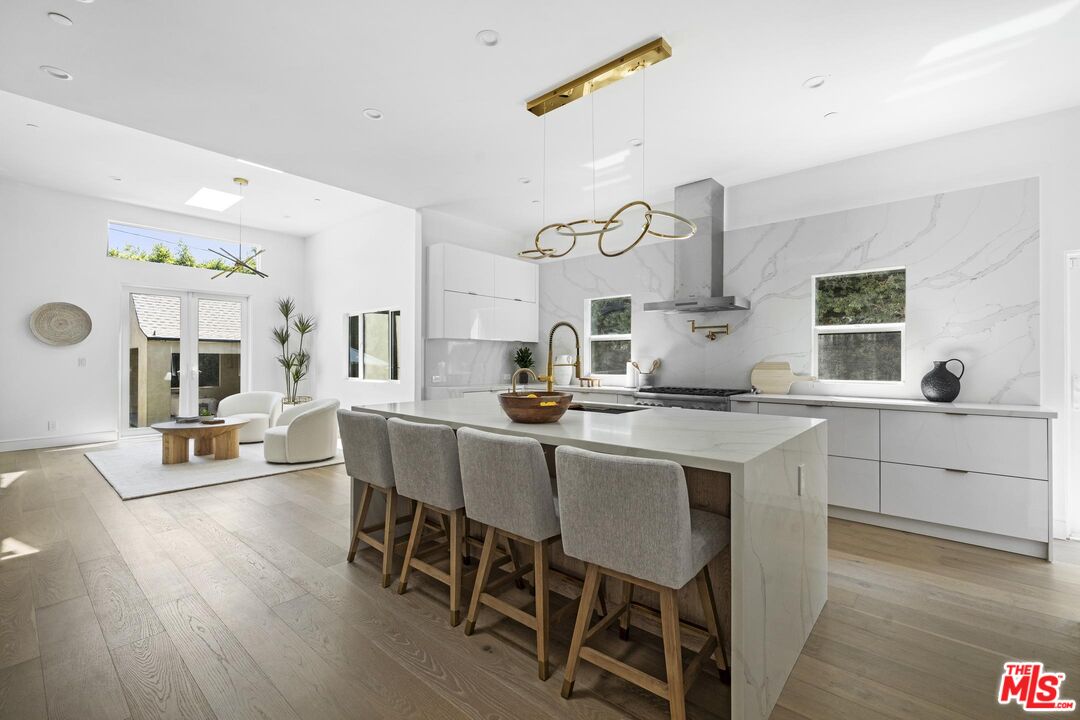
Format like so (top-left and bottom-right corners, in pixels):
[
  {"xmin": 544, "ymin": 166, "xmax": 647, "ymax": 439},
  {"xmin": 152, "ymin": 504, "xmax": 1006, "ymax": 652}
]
[{"xmin": 131, "ymin": 294, "xmax": 241, "ymax": 341}]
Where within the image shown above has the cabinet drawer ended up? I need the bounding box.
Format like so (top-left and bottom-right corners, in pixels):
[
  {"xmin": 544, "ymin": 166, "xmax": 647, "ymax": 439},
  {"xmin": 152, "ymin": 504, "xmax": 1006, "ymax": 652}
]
[
  {"xmin": 880, "ymin": 462, "xmax": 1048, "ymax": 542},
  {"xmin": 828, "ymin": 457, "xmax": 879, "ymax": 512},
  {"xmin": 730, "ymin": 400, "xmax": 758, "ymax": 414},
  {"xmin": 880, "ymin": 411, "xmax": 1047, "ymax": 480},
  {"xmin": 757, "ymin": 403, "xmax": 879, "ymax": 460}
]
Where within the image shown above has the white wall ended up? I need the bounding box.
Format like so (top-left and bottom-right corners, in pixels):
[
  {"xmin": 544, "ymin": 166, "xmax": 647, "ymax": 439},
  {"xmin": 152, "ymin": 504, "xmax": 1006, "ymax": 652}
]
[
  {"xmin": 724, "ymin": 106, "xmax": 1080, "ymax": 540},
  {"xmin": 303, "ymin": 203, "xmax": 421, "ymax": 409},
  {"xmin": 419, "ymin": 208, "xmax": 521, "ymax": 257},
  {"xmin": 0, "ymin": 178, "xmax": 306, "ymax": 450}
]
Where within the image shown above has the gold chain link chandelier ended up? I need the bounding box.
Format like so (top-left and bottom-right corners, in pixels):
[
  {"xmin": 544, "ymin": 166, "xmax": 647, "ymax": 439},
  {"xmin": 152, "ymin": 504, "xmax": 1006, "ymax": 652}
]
[{"xmin": 519, "ymin": 38, "xmax": 696, "ymax": 260}]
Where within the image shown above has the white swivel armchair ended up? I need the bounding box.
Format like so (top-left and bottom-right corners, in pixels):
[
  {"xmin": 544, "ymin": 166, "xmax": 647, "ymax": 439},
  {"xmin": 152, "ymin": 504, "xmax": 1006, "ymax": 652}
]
[
  {"xmin": 217, "ymin": 391, "xmax": 284, "ymax": 443},
  {"xmin": 264, "ymin": 399, "xmax": 340, "ymax": 464}
]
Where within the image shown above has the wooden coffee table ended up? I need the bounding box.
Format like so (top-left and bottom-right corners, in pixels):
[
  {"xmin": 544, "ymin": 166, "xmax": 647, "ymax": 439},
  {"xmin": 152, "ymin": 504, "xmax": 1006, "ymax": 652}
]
[{"xmin": 151, "ymin": 417, "xmax": 250, "ymax": 465}]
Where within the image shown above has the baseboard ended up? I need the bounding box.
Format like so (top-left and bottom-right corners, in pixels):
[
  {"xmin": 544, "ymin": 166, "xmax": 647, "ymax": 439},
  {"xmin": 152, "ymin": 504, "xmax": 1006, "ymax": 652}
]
[
  {"xmin": 0, "ymin": 430, "xmax": 119, "ymax": 453},
  {"xmin": 829, "ymin": 506, "xmax": 1050, "ymax": 560}
]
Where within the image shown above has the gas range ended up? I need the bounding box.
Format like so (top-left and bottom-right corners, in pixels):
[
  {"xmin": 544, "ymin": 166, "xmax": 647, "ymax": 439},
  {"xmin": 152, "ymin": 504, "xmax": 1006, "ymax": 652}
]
[{"xmin": 633, "ymin": 386, "xmax": 751, "ymax": 412}]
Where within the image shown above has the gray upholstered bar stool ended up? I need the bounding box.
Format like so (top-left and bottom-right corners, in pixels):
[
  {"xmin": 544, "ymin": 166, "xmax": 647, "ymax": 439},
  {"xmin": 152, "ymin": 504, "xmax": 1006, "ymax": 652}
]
[
  {"xmin": 338, "ymin": 409, "xmax": 411, "ymax": 587},
  {"xmin": 457, "ymin": 427, "xmax": 565, "ymax": 680},
  {"xmin": 556, "ymin": 445, "xmax": 731, "ymax": 720},
  {"xmin": 387, "ymin": 417, "xmax": 469, "ymax": 626}
]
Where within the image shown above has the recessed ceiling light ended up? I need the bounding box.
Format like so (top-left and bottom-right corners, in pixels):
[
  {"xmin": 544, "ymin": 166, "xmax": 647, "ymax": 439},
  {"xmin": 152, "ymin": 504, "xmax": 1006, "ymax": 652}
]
[
  {"xmin": 314, "ymin": 198, "xmax": 322, "ymax": 203},
  {"xmin": 109, "ymin": 176, "xmax": 122, "ymax": 181},
  {"xmin": 39, "ymin": 65, "xmax": 72, "ymax": 80},
  {"xmin": 475, "ymin": 29, "xmax": 500, "ymax": 47},
  {"xmin": 48, "ymin": 12, "xmax": 73, "ymax": 26},
  {"xmin": 25, "ymin": 122, "xmax": 39, "ymax": 128},
  {"xmin": 283, "ymin": 214, "xmax": 292, "ymax": 219},
  {"xmin": 237, "ymin": 158, "xmax": 283, "ymax": 173},
  {"xmin": 518, "ymin": 177, "xmax": 531, "ymax": 184},
  {"xmin": 362, "ymin": 108, "xmax": 383, "ymax": 120},
  {"xmin": 823, "ymin": 111, "xmax": 839, "ymax": 119},
  {"xmin": 803, "ymin": 75, "xmax": 827, "ymax": 89},
  {"xmin": 531, "ymin": 200, "xmax": 540, "ymax": 204},
  {"xmin": 185, "ymin": 187, "xmax": 243, "ymax": 212},
  {"xmin": 74, "ymin": 0, "xmax": 93, "ymax": 3},
  {"xmin": 627, "ymin": 138, "xmax": 643, "ymax": 147}
]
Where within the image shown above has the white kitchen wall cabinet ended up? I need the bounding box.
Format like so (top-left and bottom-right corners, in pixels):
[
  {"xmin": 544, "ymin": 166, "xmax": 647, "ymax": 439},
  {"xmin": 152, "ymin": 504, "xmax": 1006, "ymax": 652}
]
[
  {"xmin": 428, "ymin": 244, "xmax": 538, "ymax": 342},
  {"xmin": 733, "ymin": 393, "xmax": 1055, "ymax": 559}
]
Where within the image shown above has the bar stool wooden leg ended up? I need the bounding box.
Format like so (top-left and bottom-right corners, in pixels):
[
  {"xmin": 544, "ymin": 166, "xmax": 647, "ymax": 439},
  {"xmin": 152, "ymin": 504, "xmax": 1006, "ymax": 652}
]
[
  {"xmin": 561, "ymin": 563, "xmax": 601, "ymax": 699},
  {"xmin": 695, "ymin": 565, "xmax": 730, "ymax": 681},
  {"xmin": 380, "ymin": 487, "xmax": 398, "ymax": 587},
  {"xmin": 397, "ymin": 501, "xmax": 426, "ymax": 594},
  {"xmin": 660, "ymin": 587, "xmax": 687, "ymax": 720},
  {"xmin": 464, "ymin": 525, "xmax": 498, "ymax": 635},
  {"xmin": 449, "ymin": 508, "xmax": 464, "ymax": 626},
  {"xmin": 347, "ymin": 483, "xmax": 374, "ymax": 563},
  {"xmin": 502, "ymin": 535, "xmax": 527, "ymax": 590},
  {"xmin": 619, "ymin": 580, "xmax": 635, "ymax": 640},
  {"xmin": 534, "ymin": 538, "xmax": 551, "ymax": 681}
]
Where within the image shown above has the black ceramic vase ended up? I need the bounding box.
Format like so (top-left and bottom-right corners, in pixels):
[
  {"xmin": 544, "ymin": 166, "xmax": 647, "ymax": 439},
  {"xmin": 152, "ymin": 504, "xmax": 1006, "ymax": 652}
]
[{"xmin": 921, "ymin": 359, "xmax": 964, "ymax": 402}]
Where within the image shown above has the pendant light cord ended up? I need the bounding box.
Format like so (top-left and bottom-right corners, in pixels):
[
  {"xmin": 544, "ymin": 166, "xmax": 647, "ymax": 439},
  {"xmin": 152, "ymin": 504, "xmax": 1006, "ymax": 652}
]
[{"xmin": 591, "ymin": 93, "xmax": 597, "ymax": 220}]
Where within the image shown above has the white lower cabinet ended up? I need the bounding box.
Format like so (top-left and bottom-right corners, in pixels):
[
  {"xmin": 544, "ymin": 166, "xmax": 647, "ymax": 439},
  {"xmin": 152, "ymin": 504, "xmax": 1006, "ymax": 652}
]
[
  {"xmin": 829, "ymin": 456, "xmax": 880, "ymax": 512},
  {"xmin": 733, "ymin": 394, "xmax": 1053, "ymax": 558},
  {"xmin": 880, "ymin": 462, "xmax": 1049, "ymax": 542}
]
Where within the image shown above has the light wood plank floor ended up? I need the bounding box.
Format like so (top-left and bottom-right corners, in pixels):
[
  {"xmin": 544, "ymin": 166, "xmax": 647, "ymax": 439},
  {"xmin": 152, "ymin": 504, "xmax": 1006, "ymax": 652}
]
[{"xmin": 1, "ymin": 442, "xmax": 1077, "ymax": 719}]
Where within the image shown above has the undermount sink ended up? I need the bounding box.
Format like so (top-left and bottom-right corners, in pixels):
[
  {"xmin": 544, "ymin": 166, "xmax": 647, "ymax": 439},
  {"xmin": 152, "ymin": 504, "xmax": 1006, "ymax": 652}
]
[{"xmin": 567, "ymin": 403, "xmax": 645, "ymax": 415}]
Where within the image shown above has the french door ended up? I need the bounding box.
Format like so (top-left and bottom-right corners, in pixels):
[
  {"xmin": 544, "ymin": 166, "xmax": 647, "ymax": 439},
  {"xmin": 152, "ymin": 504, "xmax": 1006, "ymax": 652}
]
[{"xmin": 121, "ymin": 287, "xmax": 249, "ymax": 435}]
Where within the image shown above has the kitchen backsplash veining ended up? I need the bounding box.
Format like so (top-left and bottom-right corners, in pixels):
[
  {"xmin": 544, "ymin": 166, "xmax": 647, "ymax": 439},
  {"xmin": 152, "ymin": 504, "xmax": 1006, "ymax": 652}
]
[
  {"xmin": 539, "ymin": 178, "xmax": 1040, "ymax": 404},
  {"xmin": 426, "ymin": 338, "xmax": 539, "ymax": 388}
]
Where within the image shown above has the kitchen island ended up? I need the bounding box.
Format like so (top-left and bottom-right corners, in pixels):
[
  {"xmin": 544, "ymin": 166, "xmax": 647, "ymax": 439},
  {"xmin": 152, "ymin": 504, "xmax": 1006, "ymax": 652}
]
[{"xmin": 355, "ymin": 396, "xmax": 828, "ymax": 720}]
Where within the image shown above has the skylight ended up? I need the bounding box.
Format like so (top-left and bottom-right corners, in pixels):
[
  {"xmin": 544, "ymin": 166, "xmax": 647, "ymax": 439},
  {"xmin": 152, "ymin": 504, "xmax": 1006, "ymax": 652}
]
[{"xmin": 185, "ymin": 187, "xmax": 243, "ymax": 212}]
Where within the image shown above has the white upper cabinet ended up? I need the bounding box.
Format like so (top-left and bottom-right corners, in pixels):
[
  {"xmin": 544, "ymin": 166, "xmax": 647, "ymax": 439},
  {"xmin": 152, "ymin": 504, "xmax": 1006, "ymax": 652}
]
[
  {"xmin": 494, "ymin": 256, "xmax": 538, "ymax": 303},
  {"xmin": 439, "ymin": 245, "xmax": 495, "ymax": 296},
  {"xmin": 428, "ymin": 244, "xmax": 539, "ymax": 341}
]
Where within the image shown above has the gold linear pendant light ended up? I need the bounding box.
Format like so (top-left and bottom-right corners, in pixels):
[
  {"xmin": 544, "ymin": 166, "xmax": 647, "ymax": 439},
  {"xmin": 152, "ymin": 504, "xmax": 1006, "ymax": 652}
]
[{"xmin": 520, "ymin": 37, "xmax": 696, "ymax": 260}]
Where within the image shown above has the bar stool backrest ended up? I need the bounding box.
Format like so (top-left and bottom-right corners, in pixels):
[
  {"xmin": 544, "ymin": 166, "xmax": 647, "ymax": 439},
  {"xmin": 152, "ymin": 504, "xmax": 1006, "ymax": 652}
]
[
  {"xmin": 457, "ymin": 427, "xmax": 560, "ymax": 542},
  {"xmin": 337, "ymin": 410, "xmax": 395, "ymax": 489},
  {"xmin": 555, "ymin": 445, "xmax": 693, "ymax": 589},
  {"xmin": 387, "ymin": 417, "xmax": 465, "ymax": 511}
]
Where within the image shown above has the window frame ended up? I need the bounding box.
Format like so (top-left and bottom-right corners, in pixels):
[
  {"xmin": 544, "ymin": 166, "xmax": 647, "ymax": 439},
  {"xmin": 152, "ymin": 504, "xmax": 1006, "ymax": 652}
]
[
  {"xmin": 584, "ymin": 294, "xmax": 632, "ymax": 384},
  {"xmin": 811, "ymin": 267, "xmax": 906, "ymax": 385},
  {"xmin": 346, "ymin": 308, "xmax": 402, "ymax": 383}
]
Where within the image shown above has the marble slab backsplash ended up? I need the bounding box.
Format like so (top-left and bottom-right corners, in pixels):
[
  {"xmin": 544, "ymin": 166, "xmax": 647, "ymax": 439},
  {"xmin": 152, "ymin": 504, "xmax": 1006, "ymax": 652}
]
[
  {"xmin": 540, "ymin": 178, "xmax": 1040, "ymax": 405},
  {"xmin": 426, "ymin": 339, "xmax": 540, "ymax": 388}
]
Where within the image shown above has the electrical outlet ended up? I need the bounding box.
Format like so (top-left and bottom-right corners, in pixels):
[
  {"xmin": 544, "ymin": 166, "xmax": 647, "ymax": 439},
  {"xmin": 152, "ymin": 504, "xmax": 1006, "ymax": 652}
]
[
  {"xmin": 47, "ymin": 420, "xmax": 57, "ymax": 431},
  {"xmin": 77, "ymin": 357, "xmax": 87, "ymax": 367}
]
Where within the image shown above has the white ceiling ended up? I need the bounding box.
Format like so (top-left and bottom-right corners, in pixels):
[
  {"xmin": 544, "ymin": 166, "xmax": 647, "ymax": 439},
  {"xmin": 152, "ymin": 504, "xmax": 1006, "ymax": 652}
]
[
  {"xmin": 1, "ymin": 0, "xmax": 1079, "ymax": 240},
  {"xmin": 0, "ymin": 91, "xmax": 387, "ymax": 237}
]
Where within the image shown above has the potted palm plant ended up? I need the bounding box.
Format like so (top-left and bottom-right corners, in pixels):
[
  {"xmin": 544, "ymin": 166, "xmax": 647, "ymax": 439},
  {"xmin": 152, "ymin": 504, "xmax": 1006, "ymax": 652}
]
[{"xmin": 272, "ymin": 297, "xmax": 317, "ymax": 405}]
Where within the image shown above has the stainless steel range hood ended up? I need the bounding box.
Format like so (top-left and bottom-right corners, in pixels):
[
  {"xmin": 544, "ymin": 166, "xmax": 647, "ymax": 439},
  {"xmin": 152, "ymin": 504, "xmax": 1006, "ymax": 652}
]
[{"xmin": 643, "ymin": 178, "xmax": 750, "ymax": 313}]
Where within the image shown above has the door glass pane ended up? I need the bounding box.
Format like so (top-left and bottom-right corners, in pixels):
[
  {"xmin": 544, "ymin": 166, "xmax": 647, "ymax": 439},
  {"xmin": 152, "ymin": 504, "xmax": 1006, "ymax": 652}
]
[
  {"xmin": 197, "ymin": 298, "xmax": 243, "ymax": 417},
  {"xmin": 128, "ymin": 293, "xmax": 182, "ymax": 428}
]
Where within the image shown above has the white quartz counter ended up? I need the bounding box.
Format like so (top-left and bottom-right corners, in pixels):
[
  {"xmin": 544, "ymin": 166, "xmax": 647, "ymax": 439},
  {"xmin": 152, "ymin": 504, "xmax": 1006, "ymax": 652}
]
[
  {"xmin": 356, "ymin": 395, "xmax": 823, "ymax": 474},
  {"xmin": 732, "ymin": 392, "xmax": 1057, "ymax": 419}
]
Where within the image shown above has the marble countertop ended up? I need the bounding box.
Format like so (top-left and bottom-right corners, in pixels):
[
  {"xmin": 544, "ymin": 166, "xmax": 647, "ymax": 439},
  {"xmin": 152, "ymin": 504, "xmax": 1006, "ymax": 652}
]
[
  {"xmin": 732, "ymin": 393, "xmax": 1057, "ymax": 419},
  {"xmin": 355, "ymin": 395, "xmax": 823, "ymax": 473},
  {"xmin": 431, "ymin": 383, "xmax": 638, "ymax": 395}
]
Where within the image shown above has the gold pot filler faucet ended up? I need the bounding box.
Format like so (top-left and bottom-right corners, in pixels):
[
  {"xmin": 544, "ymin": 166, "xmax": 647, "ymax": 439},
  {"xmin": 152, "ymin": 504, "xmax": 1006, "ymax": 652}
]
[{"xmin": 537, "ymin": 321, "xmax": 581, "ymax": 393}]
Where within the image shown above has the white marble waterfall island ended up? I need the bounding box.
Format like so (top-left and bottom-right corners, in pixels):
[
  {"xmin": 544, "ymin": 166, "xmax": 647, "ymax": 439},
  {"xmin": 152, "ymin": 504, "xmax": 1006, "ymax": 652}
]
[{"xmin": 354, "ymin": 396, "xmax": 828, "ymax": 720}]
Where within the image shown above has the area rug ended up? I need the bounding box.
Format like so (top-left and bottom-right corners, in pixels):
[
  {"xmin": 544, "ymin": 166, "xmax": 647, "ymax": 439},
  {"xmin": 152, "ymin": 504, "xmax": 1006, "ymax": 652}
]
[{"xmin": 86, "ymin": 437, "xmax": 344, "ymax": 499}]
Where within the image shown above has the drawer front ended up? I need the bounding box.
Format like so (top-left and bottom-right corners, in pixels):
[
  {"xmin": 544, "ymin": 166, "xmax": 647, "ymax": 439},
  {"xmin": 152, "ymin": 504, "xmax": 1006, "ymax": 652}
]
[
  {"xmin": 880, "ymin": 411, "xmax": 1047, "ymax": 480},
  {"xmin": 829, "ymin": 456, "xmax": 879, "ymax": 512},
  {"xmin": 730, "ymin": 400, "xmax": 758, "ymax": 414},
  {"xmin": 880, "ymin": 462, "xmax": 1048, "ymax": 542},
  {"xmin": 757, "ymin": 404, "xmax": 879, "ymax": 460},
  {"xmin": 581, "ymin": 392, "xmax": 620, "ymax": 404}
]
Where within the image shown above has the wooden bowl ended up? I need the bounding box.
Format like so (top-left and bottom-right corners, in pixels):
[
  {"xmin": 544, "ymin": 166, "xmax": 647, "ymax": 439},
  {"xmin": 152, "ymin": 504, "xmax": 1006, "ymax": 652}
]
[{"xmin": 498, "ymin": 391, "xmax": 574, "ymax": 423}]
